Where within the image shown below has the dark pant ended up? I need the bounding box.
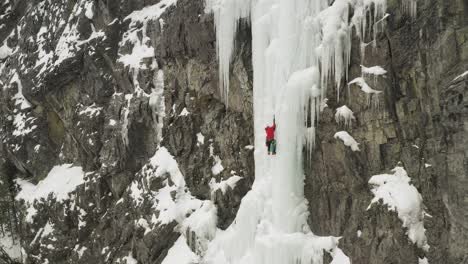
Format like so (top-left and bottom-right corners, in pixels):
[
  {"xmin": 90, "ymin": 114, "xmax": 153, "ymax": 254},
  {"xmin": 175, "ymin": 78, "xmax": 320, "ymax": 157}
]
[{"xmin": 266, "ymin": 139, "xmax": 273, "ymax": 152}]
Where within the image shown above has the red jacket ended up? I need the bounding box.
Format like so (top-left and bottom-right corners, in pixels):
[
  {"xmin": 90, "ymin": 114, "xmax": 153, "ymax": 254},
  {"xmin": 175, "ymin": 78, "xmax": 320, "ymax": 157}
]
[{"xmin": 265, "ymin": 123, "xmax": 276, "ymax": 140}]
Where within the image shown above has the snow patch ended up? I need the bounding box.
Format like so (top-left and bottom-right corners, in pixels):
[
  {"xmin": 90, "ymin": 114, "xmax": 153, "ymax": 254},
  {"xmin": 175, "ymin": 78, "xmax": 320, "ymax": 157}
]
[
  {"xmin": 209, "ymin": 175, "xmax": 242, "ymax": 195},
  {"xmin": 0, "ymin": 232, "xmax": 21, "ymax": 261},
  {"xmin": 419, "ymin": 257, "xmax": 429, "ymax": 264},
  {"xmin": 16, "ymin": 164, "xmax": 84, "ymax": 203},
  {"xmin": 78, "ymin": 103, "xmax": 102, "ymax": 117},
  {"xmin": 122, "ymin": 252, "xmax": 138, "ymax": 264},
  {"xmin": 125, "ymin": 0, "xmax": 178, "ymax": 23},
  {"xmin": 10, "ymin": 72, "xmax": 32, "ymax": 110},
  {"xmin": 84, "ymin": 1, "xmax": 94, "ymax": 19},
  {"xmin": 368, "ymin": 166, "xmax": 429, "ymax": 251},
  {"xmin": 161, "ymin": 236, "xmax": 199, "ymax": 264},
  {"xmin": 0, "ymin": 41, "xmax": 12, "ymax": 59},
  {"xmin": 211, "ymin": 156, "xmax": 224, "ymax": 175},
  {"xmin": 334, "ymin": 131, "xmax": 360, "ymax": 151},
  {"xmin": 197, "ymin": 132, "xmax": 205, "ymax": 145},
  {"xmin": 361, "ymin": 65, "xmax": 387, "ymax": 76},
  {"xmin": 349, "ymin": 77, "xmax": 382, "ymax": 94},
  {"xmin": 12, "ymin": 113, "xmax": 36, "ymax": 137},
  {"xmin": 179, "ymin": 108, "xmax": 190, "ymax": 116}
]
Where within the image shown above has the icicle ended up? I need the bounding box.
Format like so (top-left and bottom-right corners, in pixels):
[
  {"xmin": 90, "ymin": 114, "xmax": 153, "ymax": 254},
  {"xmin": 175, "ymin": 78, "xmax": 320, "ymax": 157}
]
[
  {"xmin": 205, "ymin": 0, "xmax": 252, "ymax": 105},
  {"xmin": 402, "ymin": 0, "xmax": 417, "ymax": 19}
]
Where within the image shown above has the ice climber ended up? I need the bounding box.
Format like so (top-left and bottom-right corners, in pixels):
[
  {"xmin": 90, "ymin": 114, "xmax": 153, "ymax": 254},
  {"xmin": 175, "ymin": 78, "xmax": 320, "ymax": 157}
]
[{"xmin": 265, "ymin": 117, "xmax": 276, "ymax": 155}]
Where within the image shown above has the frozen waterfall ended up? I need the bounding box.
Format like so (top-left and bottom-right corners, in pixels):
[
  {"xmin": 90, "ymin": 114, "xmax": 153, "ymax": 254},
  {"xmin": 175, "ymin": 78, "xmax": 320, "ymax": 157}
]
[{"xmin": 203, "ymin": 0, "xmax": 391, "ymax": 263}]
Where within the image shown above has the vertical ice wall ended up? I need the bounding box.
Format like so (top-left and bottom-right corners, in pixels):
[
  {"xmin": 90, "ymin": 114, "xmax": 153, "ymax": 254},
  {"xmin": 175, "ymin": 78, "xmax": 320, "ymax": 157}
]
[{"xmin": 204, "ymin": 0, "xmax": 390, "ymax": 263}]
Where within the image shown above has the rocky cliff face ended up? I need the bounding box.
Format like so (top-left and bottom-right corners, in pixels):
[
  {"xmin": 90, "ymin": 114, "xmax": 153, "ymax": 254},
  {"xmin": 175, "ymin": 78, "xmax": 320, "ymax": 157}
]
[
  {"xmin": 0, "ymin": 0, "xmax": 466, "ymax": 264},
  {"xmin": 305, "ymin": 0, "xmax": 468, "ymax": 263}
]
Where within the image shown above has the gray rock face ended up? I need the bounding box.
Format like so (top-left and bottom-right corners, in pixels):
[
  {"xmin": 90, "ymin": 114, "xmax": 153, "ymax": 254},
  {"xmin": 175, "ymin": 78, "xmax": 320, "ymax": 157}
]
[
  {"xmin": 0, "ymin": 0, "xmax": 466, "ymax": 263},
  {"xmin": 0, "ymin": 0, "xmax": 252, "ymax": 263},
  {"xmin": 305, "ymin": 0, "xmax": 468, "ymax": 263}
]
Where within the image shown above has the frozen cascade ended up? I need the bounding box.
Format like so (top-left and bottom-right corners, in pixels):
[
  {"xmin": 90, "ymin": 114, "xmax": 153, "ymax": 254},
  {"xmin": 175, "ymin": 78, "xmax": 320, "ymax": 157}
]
[{"xmin": 205, "ymin": 0, "xmax": 391, "ymax": 263}]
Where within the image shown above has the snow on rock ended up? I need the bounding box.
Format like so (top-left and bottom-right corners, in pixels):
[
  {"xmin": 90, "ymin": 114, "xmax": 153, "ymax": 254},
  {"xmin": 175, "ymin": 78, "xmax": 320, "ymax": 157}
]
[
  {"xmin": 16, "ymin": 164, "xmax": 84, "ymax": 203},
  {"xmin": 368, "ymin": 166, "xmax": 429, "ymax": 251},
  {"xmin": 349, "ymin": 77, "xmax": 382, "ymax": 94},
  {"xmin": 0, "ymin": 41, "xmax": 12, "ymax": 59},
  {"xmin": 419, "ymin": 257, "xmax": 429, "ymax": 264},
  {"xmin": 361, "ymin": 65, "xmax": 387, "ymax": 76},
  {"xmin": 119, "ymin": 0, "xmax": 178, "ymax": 69},
  {"xmin": 161, "ymin": 236, "xmax": 199, "ymax": 264},
  {"xmin": 0, "ymin": 232, "xmax": 21, "ymax": 261},
  {"xmin": 179, "ymin": 107, "xmax": 190, "ymax": 116},
  {"xmin": 12, "ymin": 112, "xmax": 37, "ymax": 137},
  {"xmin": 330, "ymin": 248, "xmax": 351, "ymax": 264},
  {"xmin": 196, "ymin": 132, "xmax": 205, "ymax": 145},
  {"xmin": 129, "ymin": 146, "xmax": 218, "ymax": 242},
  {"xmin": 453, "ymin": 70, "xmax": 468, "ymax": 81},
  {"xmin": 334, "ymin": 131, "xmax": 360, "ymax": 151},
  {"xmin": 211, "ymin": 156, "xmax": 224, "ymax": 175},
  {"xmin": 335, "ymin": 105, "xmax": 355, "ymax": 127},
  {"xmin": 209, "ymin": 175, "xmax": 242, "ymax": 195},
  {"xmin": 122, "ymin": 252, "xmax": 138, "ymax": 264},
  {"xmin": 125, "ymin": 0, "xmax": 178, "ymax": 23},
  {"xmin": 181, "ymin": 201, "xmax": 218, "ymax": 241},
  {"xmin": 78, "ymin": 103, "xmax": 103, "ymax": 118},
  {"xmin": 10, "ymin": 72, "xmax": 32, "ymax": 110},
  {"xmin": 84, "ymin": 1, "xmax": 94, "ymax": 19}
]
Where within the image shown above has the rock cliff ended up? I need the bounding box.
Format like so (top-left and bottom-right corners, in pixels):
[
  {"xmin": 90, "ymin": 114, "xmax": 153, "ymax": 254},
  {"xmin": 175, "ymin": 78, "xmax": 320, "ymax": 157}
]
[{"xmin": 0, "ymin": 0, "xmax": 466, "ymax": 263}]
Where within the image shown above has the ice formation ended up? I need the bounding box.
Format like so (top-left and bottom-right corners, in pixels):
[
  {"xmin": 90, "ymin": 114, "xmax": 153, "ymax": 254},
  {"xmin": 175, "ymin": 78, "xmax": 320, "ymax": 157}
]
[
  {"xmin": 335, "ymin": 105, "xmax": 355, "ymax": 127},
  {"xmin": 204, "ymin": 0, "xmax": 393, "ymax": 263},
  {"xmin": 403, "ymin": 0, "xmax": 418, "ymax": 19},
  {"xmin": 368, "ymin": 166, "xmax": 429, "ymax": 251}
]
